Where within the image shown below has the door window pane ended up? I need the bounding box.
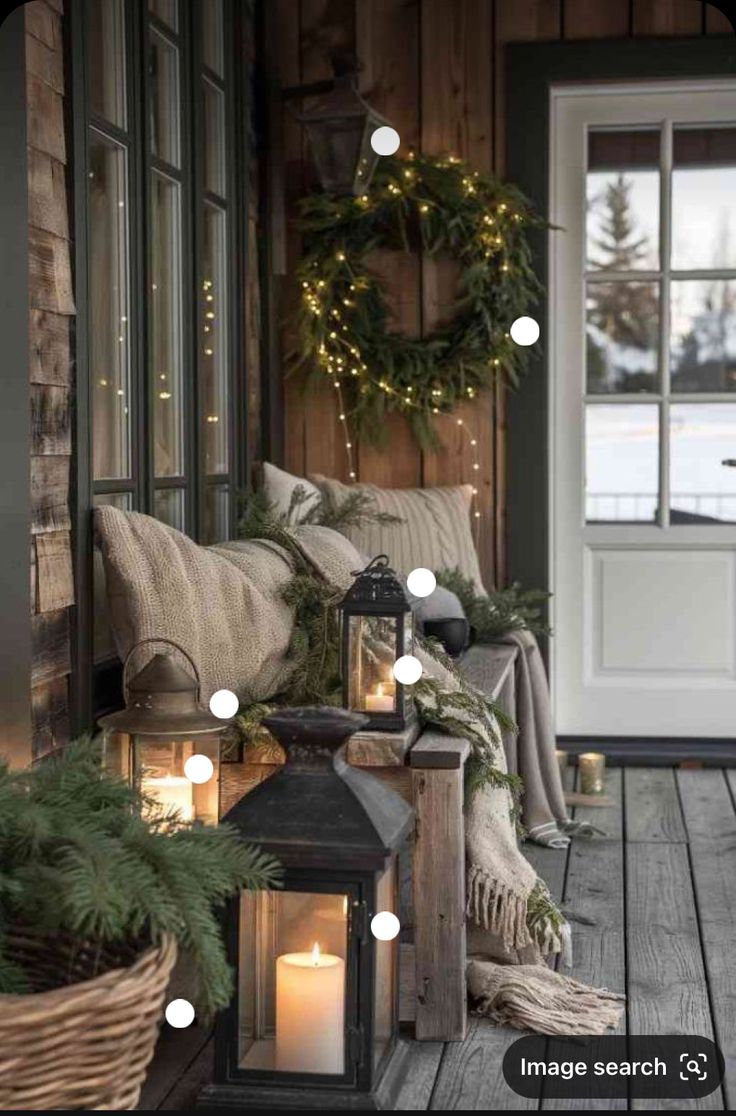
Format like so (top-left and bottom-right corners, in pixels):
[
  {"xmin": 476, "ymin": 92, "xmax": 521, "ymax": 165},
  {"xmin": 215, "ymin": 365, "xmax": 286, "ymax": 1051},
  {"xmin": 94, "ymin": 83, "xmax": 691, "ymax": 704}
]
[
  {"xmin": 154, "ymin": 488, "xmax": 185, "ymax": 529},
  {"xmin": 672, "ymin": 127, "xmax": 736, "ymax": 271},
  {"xmin": 151, "ymin": 172, "xmax": 183, "ymax": 477},
  {"xmin": 202, "ymin": 203, "xmax": 229, "ymax": 474},
  {"xmin": 149, "ymin": 0, "xmax": 178, "ymax": 30},
  {"xmin": 586, "ymin": 404, "xmax": 659, "ymax": 523},
  {"xmin": 586, "ymin": 130, "xmax": 659, "ymax": 272},
  {"xmin": 87, "ymin": 0, "xmax": 126, "ymax": 129},
  {"xmin": 670, "ymin": 280, "xmax": 736, "ymax": 393},
  {"xmin": 670, "ymin": 404, "xmax": 736, "ymax": 524},
  {"xmin": 150, "ymin": 30, "xmax": 180, "ymax": 167},
  {"xmin": 203, "ymin": 79, "xmax": 226, "ymax": 196},
  {"xmin": 89, "ymin": 133, "xmax": 131, "ymax": 481},
  {"xmin": 586, "ymin": 281, "xmax": 659, "ymax": 393},
  {"xmin": 202, "ymin": 0, "xmax": 224, "ymax": 76},
  {"xmin": 204, "ymin": 486, "xmax": 230, "ymax": 544}
]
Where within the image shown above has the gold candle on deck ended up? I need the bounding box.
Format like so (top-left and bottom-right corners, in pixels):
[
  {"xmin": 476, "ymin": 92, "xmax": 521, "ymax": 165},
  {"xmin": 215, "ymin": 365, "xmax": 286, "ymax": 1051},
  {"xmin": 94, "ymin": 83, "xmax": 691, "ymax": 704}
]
[
  {"xmin": 555, "ymin": 749, "xmax": 568, "ymax": 776},
  {"xmin": 578, "ymin": 752, "xmax": 605, "ymax": 795}
]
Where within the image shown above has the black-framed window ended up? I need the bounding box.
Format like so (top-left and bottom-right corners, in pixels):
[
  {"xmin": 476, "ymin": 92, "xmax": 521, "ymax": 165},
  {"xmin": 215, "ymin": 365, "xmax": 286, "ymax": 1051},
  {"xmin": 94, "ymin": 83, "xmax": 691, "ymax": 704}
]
[{"xmin": 72, "ymin": 0, "xmax": 248, "ymax": 722}]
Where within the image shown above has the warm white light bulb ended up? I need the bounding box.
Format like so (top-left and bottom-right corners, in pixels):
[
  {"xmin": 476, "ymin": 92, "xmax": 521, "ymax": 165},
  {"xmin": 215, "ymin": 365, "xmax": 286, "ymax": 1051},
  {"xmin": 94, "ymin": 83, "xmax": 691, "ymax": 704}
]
[
  {"xmin": 371, "ymin": 911, "xmax": 400, "ymax": 941},
  {"xmin": 209, "ymin": 689, "xmax": 239, "ymax": 719},
  {"xmin": 370, "ymin": 126, "xmax": 400, "ymax": 156},
  {"xmin": 165, "ymin": 998, "xmax": 195, "ymax": 1029},
  {"xmin": 184, "ymin": 754, "xmax": 214, "ymax": 784},
  {"xmin": 392, "ymin": 655, "xmax": 422, "ymax": 685},
  {"xmin": 510, "ymin": 315, "xmax": 540, "ymax": 346},
  {"xmin": 407, "ymin": 568, "xmax": 437, "ymax": 598}
]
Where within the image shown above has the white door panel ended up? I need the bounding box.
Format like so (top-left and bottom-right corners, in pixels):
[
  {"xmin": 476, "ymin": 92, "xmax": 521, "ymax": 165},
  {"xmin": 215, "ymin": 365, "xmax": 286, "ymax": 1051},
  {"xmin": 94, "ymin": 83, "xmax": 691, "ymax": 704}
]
[{"xmin": 550, "ymin": 81, "xmax": 736, "ymax": 738}]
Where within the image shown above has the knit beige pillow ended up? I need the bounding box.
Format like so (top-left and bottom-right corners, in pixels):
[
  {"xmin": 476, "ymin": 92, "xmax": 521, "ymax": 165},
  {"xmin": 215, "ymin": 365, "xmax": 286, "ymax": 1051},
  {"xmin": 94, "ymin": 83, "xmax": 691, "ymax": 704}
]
[{"xmin": 310, "ymin": 475, "xmax": 485, "ymax": 594}]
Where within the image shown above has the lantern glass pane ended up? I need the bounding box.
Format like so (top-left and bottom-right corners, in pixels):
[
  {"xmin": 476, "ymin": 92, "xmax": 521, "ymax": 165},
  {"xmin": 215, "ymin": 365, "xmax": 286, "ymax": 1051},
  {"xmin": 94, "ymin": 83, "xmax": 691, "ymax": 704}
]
[
  {"xmin": 304, "ymin": 118, "xmax": 363, "ymax": 195},
  {"xmin": 347, "ymin": 614, "xmax": 399, "ymax": 714},
  {"xmin": 238, "ymin": 890, "xmax": 348, "ymax": 1075},
  {"xmin": 101, "ymin": 729, "xmax": 132, "ymax": 782},
  {"xmin": 373, "ymin": 859, "xmax": 398, "ymax": 1072},
  {"xmin": 133, "ymin": 734, "xmax": 220, "ymax": 824}
]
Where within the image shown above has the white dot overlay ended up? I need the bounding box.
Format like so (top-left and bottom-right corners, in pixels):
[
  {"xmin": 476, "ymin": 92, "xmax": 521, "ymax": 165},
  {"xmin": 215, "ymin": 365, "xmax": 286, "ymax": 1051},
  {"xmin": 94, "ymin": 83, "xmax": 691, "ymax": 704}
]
[
  {"xmin": 510, "ymin": 315, "xmax": 540, "ymax": 346},
  {"xmin": 370, "ymin": 126, "xmax": 400, "ymax": 156},
  {"xmin": 407, "ymin": 567, "xmax": 436, "ymax": 598},
  {"xmin": 371, "ymin": 911, "xmax": 401, "ymax": 941},
  {"xmin": 184, "ymin": 754, "xmax": 214, "ymax": 784},
  {"xmin": 392, "ymin": 655, "xmax": 423, "ymax": 686},
  {"xmin": 165, "ymin": 998, "xmax": 195, "ymax": 1029},
  {"xmin": 209, "ymin": 688, "xmax": 239, "ymax": 719}
]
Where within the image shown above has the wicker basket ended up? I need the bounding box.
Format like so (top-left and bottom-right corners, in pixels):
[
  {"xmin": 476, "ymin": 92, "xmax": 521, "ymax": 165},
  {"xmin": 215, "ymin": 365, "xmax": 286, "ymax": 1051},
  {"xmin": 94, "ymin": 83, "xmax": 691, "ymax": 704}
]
[{"xmin": 0, "ymin": 932, "xmax": 177, "ymax": 1111}]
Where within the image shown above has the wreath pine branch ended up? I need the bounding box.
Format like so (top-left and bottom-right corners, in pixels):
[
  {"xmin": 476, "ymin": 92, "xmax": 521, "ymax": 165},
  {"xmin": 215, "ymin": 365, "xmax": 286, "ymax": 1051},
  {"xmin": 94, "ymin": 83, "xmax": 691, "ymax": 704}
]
[{"xmin": 291, "ymin": 152, "xmax": 545, "ymax": 450}]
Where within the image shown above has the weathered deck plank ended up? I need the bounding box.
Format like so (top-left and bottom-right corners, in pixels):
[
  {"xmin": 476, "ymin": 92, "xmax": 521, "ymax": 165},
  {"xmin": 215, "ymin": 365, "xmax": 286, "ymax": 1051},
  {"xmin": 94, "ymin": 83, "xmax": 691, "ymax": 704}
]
[
  {"xmin": 429, "ymin": 1017, "xmax": 537, "ymax": 1111},
  {"xmin": 624, "ymin": 767, "xmax": 686, "ymax": 843}
]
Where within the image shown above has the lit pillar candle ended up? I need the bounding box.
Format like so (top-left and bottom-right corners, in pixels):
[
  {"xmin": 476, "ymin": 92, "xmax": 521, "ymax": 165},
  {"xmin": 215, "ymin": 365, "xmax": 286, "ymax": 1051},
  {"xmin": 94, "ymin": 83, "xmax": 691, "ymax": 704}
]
[
  {"xmin": 275, "ymin": 943, "xmax": 345, "ymax": 1074},
  {"xmin": 578, "ymin": 752, "xmax": 605, "ymax": 795},
  {"xmin": 141, "ymin": 775, "xmax": 194, "ymax": 820},
  {"xmin": 365, "ymin": 682, "xmax": 393, "ymax": 713}
]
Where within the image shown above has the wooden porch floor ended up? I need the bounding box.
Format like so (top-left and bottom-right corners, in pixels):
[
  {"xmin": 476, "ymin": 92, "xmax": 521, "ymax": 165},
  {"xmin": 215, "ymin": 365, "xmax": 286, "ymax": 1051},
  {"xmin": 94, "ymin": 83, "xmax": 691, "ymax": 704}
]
[{"xmin": 139, "ymin": 766, "xmax": 736, "ymax": 1111}]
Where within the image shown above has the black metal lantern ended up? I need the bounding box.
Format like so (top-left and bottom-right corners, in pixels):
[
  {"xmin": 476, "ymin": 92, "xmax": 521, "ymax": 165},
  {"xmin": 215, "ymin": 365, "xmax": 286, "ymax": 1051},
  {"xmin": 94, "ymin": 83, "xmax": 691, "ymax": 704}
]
[
  {"xmin": 339, "ymin": 555, "xmax": 415, "ymax": 732},
  {"xmin": 99, "ymin": 638, "xmax": 231, "ymax": 825},
  {"xmin": 200, "ymin": 707, "xmax": 413, "ymax": 1111}
]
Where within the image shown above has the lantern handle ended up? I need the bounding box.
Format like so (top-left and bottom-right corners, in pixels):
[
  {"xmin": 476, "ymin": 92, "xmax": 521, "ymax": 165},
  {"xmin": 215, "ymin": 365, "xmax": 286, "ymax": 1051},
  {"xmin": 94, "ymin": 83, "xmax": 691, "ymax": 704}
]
[
  {"xmin": 121, "ymin": 637, "xmax": 202, "ymax": 704},
  {"xmin": 351, "ymin": 553, "xmax": 390, "ymax": 577}
]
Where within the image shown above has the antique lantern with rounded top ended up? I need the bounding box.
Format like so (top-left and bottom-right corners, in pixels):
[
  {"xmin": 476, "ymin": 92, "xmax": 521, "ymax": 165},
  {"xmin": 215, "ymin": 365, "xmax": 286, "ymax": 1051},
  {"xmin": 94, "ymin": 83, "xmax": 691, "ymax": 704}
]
[
  {"xmin": 339, "ymin": 555, "xmax": 415, "ymax": 732},
  {"xmin": 200, "ymin": 706, "xmax": 413, "ymax": 1110},
  {"xmin": 99, "ymin": 638, "xmax": 231, "ymax": 825}
]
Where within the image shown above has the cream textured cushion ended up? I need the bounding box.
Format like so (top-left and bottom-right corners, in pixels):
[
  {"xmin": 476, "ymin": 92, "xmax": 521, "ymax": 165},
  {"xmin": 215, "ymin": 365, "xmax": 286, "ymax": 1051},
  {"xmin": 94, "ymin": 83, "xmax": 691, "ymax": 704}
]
[
  {"xmin": 311, "ymin": 475, "xmax": 486, "ymax": 593},
  {"xmin": 261, "ymin": 461, "xmax": 319, "ymax": 522}
]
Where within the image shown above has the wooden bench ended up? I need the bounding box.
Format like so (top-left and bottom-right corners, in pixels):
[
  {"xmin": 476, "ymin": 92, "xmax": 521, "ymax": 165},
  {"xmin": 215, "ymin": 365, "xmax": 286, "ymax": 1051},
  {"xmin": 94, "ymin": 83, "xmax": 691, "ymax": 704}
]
[{"xmin": 220, "ymin": 642, "xmax": 519, "ymax": 1044}]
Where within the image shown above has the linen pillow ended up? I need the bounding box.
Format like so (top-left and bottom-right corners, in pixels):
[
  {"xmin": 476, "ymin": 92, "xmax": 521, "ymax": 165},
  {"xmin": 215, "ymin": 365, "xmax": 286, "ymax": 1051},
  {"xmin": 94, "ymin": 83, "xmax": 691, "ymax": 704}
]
[
  {"xmin": 310, "ymin": 475, "xmax": 486, "ymax": 594},
  {"xmin": 261, "ymin": 461, "xmax": 320, "ymax": 522}
]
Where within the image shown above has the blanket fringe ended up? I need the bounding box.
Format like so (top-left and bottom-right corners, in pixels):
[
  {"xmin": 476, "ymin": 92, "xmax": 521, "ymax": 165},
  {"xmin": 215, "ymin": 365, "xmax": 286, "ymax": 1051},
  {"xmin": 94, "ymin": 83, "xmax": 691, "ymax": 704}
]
[
  {"xmin": 467, "ymin": 960, "xmax": 625, "ymax": 1036},
  {"xmin": 466, "ymin": 864, "xmax": 564, "ymax": 956}
]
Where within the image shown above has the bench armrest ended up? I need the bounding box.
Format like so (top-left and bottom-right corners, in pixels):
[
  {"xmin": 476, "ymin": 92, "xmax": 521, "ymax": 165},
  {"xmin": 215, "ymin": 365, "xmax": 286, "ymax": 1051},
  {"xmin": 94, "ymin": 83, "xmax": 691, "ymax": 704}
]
[{"xmin": 410, "ymin": 729, "xmax": 470, "ymax": 769}]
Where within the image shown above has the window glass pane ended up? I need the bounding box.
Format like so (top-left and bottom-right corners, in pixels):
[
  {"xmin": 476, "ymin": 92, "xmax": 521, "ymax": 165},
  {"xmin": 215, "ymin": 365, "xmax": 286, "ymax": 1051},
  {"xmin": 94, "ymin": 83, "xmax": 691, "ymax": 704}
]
[
  {"xmin": 150, "ymin": 29, "xmax": 180, "ymax": 167},
  {"xmin": 670, "ymin": 280, "xmax": 736, "ymax": 392},
  {"xmin": 149, "ymin": 0, "xmax": 178, "ymax": 30},
  {"xmin": 154, "ymin": 488, "xmax": 185, "ymax": 530},
  {"xmin": 203, "ymin": 486, "xmax": 230, "ymax": 544},
  {"xmin": 89, "ymin": 132, "xmax": 131, "ymax": 481},
  {"xmin": 93, "ymin": 493, "xmax": 132, "ymax": 663},
  {"xmin": 203, "ymin": 79, "xmax": 226, "ymax": 196},
  {"xmin": 672, "ymin": 127, "xmax": 736, "ymax": 271},
  {"xmin": 202, "ymin": 0, "xmax": 224, "ymax": 76},
  {"xmin": 586, "ymin": 404, "xmax": 659, "ymax": 523},
  {"xmin": 151, "ymin": 172, "xmax": 183, "ymax": 477},
  {"xmin": 87, "ymin": 0, "xmax": 126, "ymax": 129},
  {"xmin": 202, "ymin": 203, "xmax": 229, "ymax": 474},
  {"xmin": 586, "ymin": 281, "xmax": 659, "ymax": 393},
  {"xmin": 586, "ymin": 130, "xmax": 659, "ymax": 271},
  {"xmin": 671, "ymin": 404, "xmax": 736, "ymax": 524}
]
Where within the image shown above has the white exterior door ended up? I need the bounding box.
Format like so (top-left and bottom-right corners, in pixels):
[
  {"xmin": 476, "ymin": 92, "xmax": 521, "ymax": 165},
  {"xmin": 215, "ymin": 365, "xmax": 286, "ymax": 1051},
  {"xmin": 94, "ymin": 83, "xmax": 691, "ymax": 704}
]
[{"xmin": 550, "ymin": 81, "xmax": 736, "ymax": 738}]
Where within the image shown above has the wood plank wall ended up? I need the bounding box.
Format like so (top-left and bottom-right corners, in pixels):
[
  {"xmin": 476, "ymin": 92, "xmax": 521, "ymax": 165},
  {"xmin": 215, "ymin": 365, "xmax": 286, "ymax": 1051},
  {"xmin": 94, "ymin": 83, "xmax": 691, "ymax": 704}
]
[
  {"xmin": 25, "ymin": 0, "xmax": 75, "ymax": 760},
  {"xmin": 274, "ymin": 0, "xmax": 731, "ymax": 589}
]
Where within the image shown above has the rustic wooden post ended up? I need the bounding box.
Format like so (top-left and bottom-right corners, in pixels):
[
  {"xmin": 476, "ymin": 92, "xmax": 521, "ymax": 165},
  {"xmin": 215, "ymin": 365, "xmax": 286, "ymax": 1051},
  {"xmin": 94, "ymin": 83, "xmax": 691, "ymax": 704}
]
[{"xmin": 410, "ymin": 732, "xmax": 470, "ymax": 1042}]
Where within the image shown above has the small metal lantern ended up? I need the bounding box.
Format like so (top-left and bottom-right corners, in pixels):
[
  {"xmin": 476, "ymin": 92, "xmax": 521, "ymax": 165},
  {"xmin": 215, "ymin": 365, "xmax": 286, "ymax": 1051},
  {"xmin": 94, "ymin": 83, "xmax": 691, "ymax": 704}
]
[
  {"xmin": 200, "ymin": 707, "xmax": 413, "ymax": 1110},
  {"xmin": 99, "ymin": 638, "xmax": 231, "ymax": 824},
  {"xmin": 339, "ymin": 555, "xmax": 415, "ymax": 732}
]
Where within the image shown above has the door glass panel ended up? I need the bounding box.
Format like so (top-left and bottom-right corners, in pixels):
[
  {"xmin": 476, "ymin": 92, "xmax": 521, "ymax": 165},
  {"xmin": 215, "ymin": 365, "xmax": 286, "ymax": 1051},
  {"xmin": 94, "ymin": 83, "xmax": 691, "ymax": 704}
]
[
  {"xmin": 202, "ymin": 0, "xmax": 224, "ymax": 76},
  {"xmin": 586, "ymin": 404, "xmax": 659, "ymax": 523},
  {"xmin": 87, "ymin": 0, "xmax": 126, "ymax": 129},
  {"xmin": 203, "ymin": 79, "xmax": 226, "ymax": 196},
  {"xmin": 586, "ymin": 129, "xmax": 660, "ymax": 272},
  {"xmin": 150, "ymin": 29, "xmax": 180, "ymax": 167},
  {"xmin": 670, "ymin": 404, "xmax": 736, "ymax": 524},
  {"xmin": 154, "ymin": 488, "xmax": 185, "ymax": 530},
  {"xmin": 586, "ymin": 281, "xmax": 659, "ymax": 393},
  {"xmin": 149, "ymin": 0, "xmax": 178, "ymax": 30},
  {"xmin": 203, "ymin": 485, "xmax": 230, "ymax": 544},
  {"xmin": 151, "ymin": 172, "xmax": 183, "ymax": 477},
  {"xmin": 670, "ymin": 280, "xmax": 736, "ymax": 393},
  {"xmin": 672, "ymin": 127, "xmax": 736, "ymax": 271},
  {"xmin": 202, "ymin": 203, "xmax": 229, "ymax": 474},
  {"xmin": 89, "ymin": 132, "xmax": 131, "ymax": 481}
]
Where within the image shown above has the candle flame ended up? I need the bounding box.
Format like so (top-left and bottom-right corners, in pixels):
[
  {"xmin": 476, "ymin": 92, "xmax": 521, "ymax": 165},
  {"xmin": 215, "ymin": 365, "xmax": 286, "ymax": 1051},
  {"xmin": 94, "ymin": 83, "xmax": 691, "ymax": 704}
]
[{"xmin": 311, "ymin": 942, "xmax": 321, "ymax": 965}]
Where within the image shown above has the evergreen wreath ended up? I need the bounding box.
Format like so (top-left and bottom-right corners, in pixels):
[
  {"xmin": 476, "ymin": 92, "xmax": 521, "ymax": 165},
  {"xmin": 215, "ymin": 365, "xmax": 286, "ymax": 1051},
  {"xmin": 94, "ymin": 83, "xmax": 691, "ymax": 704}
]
[{"xmin": 293, "ymin": 151, "xmax": 543, "ymax": 450}]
